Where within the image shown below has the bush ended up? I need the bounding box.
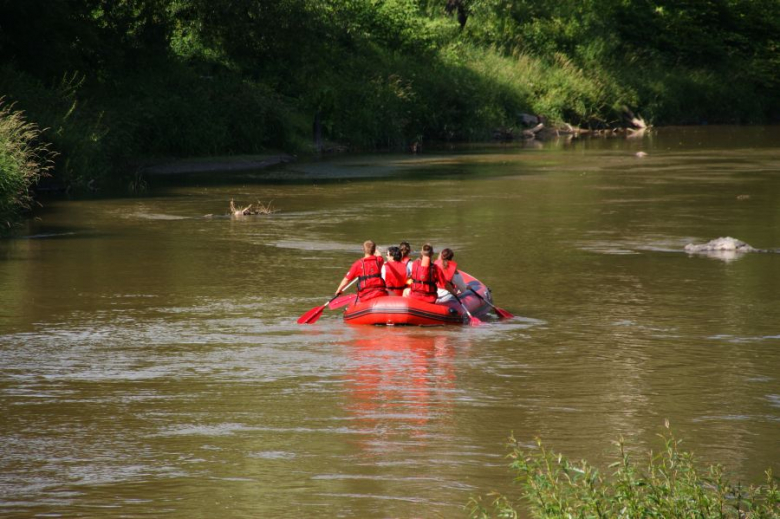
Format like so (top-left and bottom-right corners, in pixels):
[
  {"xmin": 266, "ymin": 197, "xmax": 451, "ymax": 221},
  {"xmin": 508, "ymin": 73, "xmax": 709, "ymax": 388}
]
[
  {"xmin": 469, "ymin": 423, "xmax": 780, "ymax": 519},
  {"xmin": 0, "ymin": 98, "xmax": 54, "ymax": 230},
  {"xmin": 0, "ymin": 66, "xmax": 110, "ymax": 188}
]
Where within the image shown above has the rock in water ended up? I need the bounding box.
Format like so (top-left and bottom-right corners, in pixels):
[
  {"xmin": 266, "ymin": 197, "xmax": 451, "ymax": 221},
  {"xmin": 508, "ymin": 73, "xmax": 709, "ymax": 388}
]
[
  {"xmin": 684, "ymin": 237, "xmax": 755, "ymax": 253},
  {"xmin": 684, "ymin": 237, "xmax": 757, "ymax": 262}
]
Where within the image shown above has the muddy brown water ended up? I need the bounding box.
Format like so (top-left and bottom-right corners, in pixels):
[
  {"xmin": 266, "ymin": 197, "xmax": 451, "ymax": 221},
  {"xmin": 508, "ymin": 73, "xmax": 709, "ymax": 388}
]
[{"xmin": 1, "ymin": 126, "xmax": 779, "ymax": 517}]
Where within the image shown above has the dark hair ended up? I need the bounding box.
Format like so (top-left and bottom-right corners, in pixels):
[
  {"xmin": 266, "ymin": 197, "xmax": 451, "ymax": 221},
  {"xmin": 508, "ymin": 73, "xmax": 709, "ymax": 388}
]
[
  {"xmin": 399, "ymin": 241, "xmax": 411, "ymax": 257},
  {"xmin": 421, "ymin": 243, "xmax": 434, "ymax": 258},
  {"xmin": 440, "ymin": 248, "xmax": 454, "ymax": 261},
  {"xmin": 387, "ymin": 246, "xmax": 402, "ymax": 261}
]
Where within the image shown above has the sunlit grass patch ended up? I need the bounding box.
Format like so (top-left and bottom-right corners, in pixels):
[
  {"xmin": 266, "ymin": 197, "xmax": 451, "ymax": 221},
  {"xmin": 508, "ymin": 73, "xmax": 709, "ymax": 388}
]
[
  {"xmin": 469, "ymin": 422, "xmax": 780, "ymax": 519},
  {"xmin": 0, "ymin": 98, "xmax": 54, "ymax": 230}
]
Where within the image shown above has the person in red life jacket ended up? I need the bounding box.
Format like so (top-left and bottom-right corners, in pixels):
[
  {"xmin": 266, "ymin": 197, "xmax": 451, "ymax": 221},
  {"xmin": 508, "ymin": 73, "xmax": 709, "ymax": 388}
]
[
  {"xmin": 399, "ymin": 241, "xmax": 412, "ymax": 267},
  {"xmin": 381, "ymin": 246, "xmax": 407, "ymax": 296},
  {"xmin": 433, "ymin": 248, "xmax": 468, "ymax": 303},
  {"xmin": 335, "ymin": 240, "xmax": 388, "ymax": 302},
  {"xmin": 403, "ymin": 243, "xmax": 456, "ymax": 304},
  {"xmin": 400, "ymin": 241, "xmax": 415, "ymax": 288}
]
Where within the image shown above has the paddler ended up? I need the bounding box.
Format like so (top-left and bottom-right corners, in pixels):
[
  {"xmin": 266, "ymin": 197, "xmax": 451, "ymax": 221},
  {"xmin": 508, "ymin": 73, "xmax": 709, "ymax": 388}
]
[
  {"xmin": 335, "ymin": 240, "xmax": 388, "ymax": 302},
  {"xmin": 382, "ymin": 246, "xmax": 407, "ymax": 296},
  {"xmin": 399, "ymin": 241, "xmax": 412, "ymax": 267},
  {"xmin": 433, "ymin": 248, "xmax": 468, "ymax": 303},
  {"xmin": 403, "ymin": 243, "xmax": 457, "ymax": 304}
]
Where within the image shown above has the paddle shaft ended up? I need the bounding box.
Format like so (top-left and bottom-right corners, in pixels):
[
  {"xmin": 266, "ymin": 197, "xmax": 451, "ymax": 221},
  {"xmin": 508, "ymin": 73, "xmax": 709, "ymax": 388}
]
[
  {"xmin": 468, "ymin": 287, "xmax": 513, "ymax": 319},
  {"xmin": 336, "ymin": 277, "xmax": 359, "ymax": 297},
  {"xmin": 298, "ymin": 278, "xmax": 358, "ymax": 324},
  {"xmin": 323, "ymin": 277, "xmax": 358, "ymax": 309},
  {"xmin": 453, "ymin": 293, "xmax": 481, "ymax": 325}
]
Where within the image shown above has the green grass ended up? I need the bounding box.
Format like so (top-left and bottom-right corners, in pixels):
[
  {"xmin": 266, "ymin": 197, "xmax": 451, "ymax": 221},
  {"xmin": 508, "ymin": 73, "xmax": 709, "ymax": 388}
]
[
  {"xmin": 469, "ymin": 423, "xmax": 780, "ymax": 519},
  {"xmin": 0, "ymin": 98, "xmax": 54, "ymax": 230}
]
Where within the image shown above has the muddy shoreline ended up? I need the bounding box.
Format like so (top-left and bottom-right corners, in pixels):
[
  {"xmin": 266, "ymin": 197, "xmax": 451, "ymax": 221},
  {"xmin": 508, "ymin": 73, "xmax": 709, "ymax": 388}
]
[{"xmin": 139, "ymin": 154, "xmax": 296, "ymax": 175}]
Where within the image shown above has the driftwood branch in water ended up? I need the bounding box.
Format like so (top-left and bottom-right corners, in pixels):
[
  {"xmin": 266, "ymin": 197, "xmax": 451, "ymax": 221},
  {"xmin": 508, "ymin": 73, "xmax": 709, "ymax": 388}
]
[
  {"xmin": 623, "ymin": 106, "xmax": 649, "ymax": 129},
  {"xmin": 522, "ymin": 123, "xmax": 545, "ymax": 139},
  {"xmin": 494, "ymin": 111, "xmax": 654, "ymax": 141},
  {"xmin": 229, "ymin": 199, "xmax": 278, "ymax": 216}
]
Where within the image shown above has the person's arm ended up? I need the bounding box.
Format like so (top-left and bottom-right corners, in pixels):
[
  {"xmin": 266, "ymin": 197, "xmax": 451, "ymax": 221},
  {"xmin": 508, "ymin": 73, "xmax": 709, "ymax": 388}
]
[
  {"xmin": 336, "ymin": 263, "xmax": 357, "ymax": 295},
  {"xmin": 444, "ymin": 275, "xmax": 458, "ymax": 296},
  {"xmin": 335, "ymin": 276, "xmax": 352, "ymax": 295},
  {"xmin": 436, "ymin": 266, "xmax": 458, "ymax": 296},
  {"xmin": 445, "ymin": 280, "xmax": 457, "ymax": 296}
]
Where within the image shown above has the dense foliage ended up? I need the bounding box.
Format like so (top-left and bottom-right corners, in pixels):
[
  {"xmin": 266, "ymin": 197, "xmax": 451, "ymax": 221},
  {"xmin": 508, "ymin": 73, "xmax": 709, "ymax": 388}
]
[
  {"xmin": 469, "ymin": 425, "xmax": 780, "ymax": 518},
  {"xmin": 0, "ymin": 0, "xmax": 779, "ymax": 206}
]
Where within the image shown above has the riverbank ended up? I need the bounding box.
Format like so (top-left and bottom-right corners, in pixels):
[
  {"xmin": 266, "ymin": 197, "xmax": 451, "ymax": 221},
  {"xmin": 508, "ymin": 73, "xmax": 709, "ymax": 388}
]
[
  {"xmin": 1, "ymin": 1, "xmax": 778, "ymax": 227},
  {"xmin": 138, "ymin": 154, "xmax": 297, "ymax": 175}
]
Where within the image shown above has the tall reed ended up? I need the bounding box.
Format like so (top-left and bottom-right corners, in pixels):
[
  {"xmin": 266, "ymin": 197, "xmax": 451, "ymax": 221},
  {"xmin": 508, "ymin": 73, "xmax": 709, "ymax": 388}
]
[{"xmin": 0, "ymin": 99, "xmax": 54, "ymax": 230}]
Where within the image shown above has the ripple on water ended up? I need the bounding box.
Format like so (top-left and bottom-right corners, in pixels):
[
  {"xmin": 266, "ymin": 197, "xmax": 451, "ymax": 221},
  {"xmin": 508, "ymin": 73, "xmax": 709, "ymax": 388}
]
[
  {"xmin": 248, "ymin": 451, "xmax": 297, "ymax": 460},
  {"xmin": 126, "ymin": 212, "xmax": 190, "ymax": 221},
  {"xmin": 708, "ymin": 334, "xmax": 780, "ymax": 343},
  {"xmin": 270, "ymin": 239, "xmax": 361, "ymax": 252}
]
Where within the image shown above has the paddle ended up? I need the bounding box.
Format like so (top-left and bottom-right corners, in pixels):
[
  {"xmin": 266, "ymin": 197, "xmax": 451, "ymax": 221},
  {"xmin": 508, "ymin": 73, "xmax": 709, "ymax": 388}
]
[
  {"xmin": 329, "ymin": 293, "xmax": 357, "ymax": 310},
  {"xmin": 453, "ymin": 293, "xmax": 482, "ymax": 327},
  {"xmin": 468, "ymin": 287, "xmax": 514, "ymax": 319},
  {"xmin": 297, "ymin": 278, "xmax": 358, "ymax": 325}
]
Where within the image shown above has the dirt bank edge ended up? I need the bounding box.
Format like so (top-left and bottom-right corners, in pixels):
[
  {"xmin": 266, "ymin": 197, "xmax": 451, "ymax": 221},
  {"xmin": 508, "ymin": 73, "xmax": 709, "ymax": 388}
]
[{"xmin": 140, "ymin": 154, "xmax": 296, "ymax": 175}]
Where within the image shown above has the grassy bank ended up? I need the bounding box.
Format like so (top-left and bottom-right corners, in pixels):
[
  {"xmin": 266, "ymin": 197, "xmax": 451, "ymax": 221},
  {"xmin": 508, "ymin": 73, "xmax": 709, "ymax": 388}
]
[
  {"xmin": 0, "ymin": 0, "xmax": 778, "ymax": 209},
  {"xmin": 469, "ymin": 424, "xmax": 779, "ymax": 519},
  {"xmin": 0, "ymin": 99, "xmax": 53, "ymax": 230}
]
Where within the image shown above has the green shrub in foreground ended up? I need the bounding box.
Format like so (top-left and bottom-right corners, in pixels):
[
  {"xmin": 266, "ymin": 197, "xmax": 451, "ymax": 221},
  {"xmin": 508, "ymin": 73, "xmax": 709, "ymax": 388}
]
[
  {"xmin": 0, "ymin": 99, "xmax": 54, "ymax": 230},
  {"xmin": 469, "ymin": 423, "xmax": 779, "ymax": 519}
]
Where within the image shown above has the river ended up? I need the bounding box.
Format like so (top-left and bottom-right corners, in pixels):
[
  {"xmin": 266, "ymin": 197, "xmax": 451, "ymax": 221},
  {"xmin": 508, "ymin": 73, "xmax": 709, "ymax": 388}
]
[{"xmin": 1, "ymin": 126, "xmax": 779, "ymax": 517}]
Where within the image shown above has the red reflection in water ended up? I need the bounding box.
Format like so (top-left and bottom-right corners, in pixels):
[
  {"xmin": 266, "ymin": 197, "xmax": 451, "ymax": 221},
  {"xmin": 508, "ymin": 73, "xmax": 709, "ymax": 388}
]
[{"xmin": 343, "ymin": 330, "xmax": 461, "ymax": 453}]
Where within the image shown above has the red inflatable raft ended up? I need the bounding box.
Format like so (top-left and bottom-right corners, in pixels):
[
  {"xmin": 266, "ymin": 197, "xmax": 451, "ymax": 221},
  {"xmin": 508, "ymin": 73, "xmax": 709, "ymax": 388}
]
[{"xmin": 343, "ymin": 272, "xmax": 493, "ymax": 326}]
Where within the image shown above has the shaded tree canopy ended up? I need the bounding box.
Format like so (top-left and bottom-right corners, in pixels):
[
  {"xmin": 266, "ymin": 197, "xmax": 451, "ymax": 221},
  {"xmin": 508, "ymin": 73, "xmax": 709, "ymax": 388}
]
[{"xmin": 0, "ymin": 0, "xmax": 777, "ymax": 186}]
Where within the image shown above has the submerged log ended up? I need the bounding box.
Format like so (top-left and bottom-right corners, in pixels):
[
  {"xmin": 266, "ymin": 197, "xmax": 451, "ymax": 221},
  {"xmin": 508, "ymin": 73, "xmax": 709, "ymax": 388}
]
[{"xmin": 229, "ymin": 199, "xmax": 278, "ymax": 216}]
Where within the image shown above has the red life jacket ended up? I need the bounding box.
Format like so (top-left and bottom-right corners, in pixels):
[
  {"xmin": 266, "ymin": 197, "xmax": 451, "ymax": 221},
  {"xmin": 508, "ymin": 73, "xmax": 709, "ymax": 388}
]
[
  {"xmin": 383, "ymin": 262, "xmax": 407, "ymax": 294},
  {"xmin": 434, "ymin": 259, "xmax": 457, "ymax": 286},
  {"xmin": 410, "ymin": 260, "xmax": 437, "ymax": 296},
  {"xmin": 357, "ymin": 256, "xmax": 386, "ymax": 294}
]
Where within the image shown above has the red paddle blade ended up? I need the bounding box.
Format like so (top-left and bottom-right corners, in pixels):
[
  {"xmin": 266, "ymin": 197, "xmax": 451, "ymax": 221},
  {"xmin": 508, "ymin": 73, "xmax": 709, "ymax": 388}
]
[
  {"xmin": 328, "ymin": 294, "xmax": 356, "ymax": 310},
  {"xmin": 467, "ymin": 315, "xmax": 483, "ymax": 326},
  {"xmin": 297, "ymin": 304, "xmax": 326, "ymax": 324},
  {"xmin": 494, "ymin": 307, "xmax": 514, "ymax": 319}
]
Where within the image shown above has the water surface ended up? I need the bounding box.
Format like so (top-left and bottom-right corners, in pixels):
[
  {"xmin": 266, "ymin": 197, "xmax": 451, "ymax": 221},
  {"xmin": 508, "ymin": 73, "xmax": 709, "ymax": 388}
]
[{"xmin": 1, "ymin": 126, "xmax": 779, "ymax": 517}]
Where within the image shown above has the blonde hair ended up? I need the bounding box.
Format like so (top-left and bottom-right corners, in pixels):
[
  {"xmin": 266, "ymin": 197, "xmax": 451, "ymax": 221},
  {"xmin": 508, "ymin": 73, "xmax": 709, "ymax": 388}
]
[{"xmin": 363, "ymin": 240, "xmax": 376, "ymax": 255}]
